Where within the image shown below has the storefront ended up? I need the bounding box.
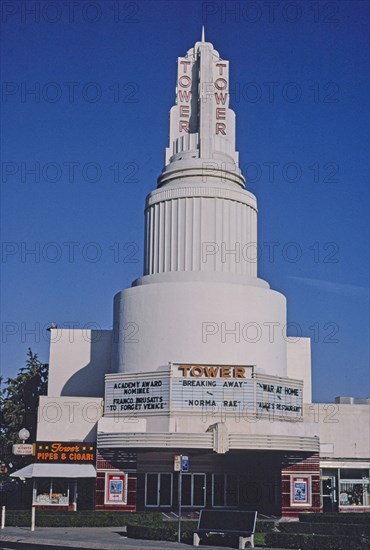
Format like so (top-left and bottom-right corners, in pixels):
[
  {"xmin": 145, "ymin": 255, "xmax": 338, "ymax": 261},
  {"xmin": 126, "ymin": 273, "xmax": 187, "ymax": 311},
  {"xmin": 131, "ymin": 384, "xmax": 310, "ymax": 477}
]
[
  {"xmin": 10, "ymin": 442, "xmax": 96, "ymax": 511},
  {"xmin": 321, "ymin": 462, "xmax": 370, "ymax": 513},
  {"xmin": 96, "ymin": 431, "xmax": 321, "ymax": 517}
]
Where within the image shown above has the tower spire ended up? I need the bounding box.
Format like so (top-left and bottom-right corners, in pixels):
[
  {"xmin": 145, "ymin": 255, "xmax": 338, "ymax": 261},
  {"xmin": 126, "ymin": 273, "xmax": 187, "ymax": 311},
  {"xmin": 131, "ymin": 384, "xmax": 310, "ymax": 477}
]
[{"xmin": 162, "ymin": 36, "xmax": 245, "ymax": 189}]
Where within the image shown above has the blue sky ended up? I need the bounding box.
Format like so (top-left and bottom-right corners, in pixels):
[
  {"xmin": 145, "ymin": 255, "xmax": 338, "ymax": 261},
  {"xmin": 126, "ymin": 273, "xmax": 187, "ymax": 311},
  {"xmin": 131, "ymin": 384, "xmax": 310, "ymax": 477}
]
[{"xmin": 1, "ymin": 0, "xmax": 369, "ymax": 402}]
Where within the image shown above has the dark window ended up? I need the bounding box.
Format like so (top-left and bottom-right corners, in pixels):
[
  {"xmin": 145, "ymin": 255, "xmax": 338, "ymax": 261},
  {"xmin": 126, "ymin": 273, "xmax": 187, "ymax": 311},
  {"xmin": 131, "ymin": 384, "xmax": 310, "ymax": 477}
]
[
  {"xmin": 145, "ymin": 473, "xmax": 172, "ymax": 507},
  {"xmin": 213, "ymin": 474, "xmax": 225, "ymax": 506},
  {"xmin": 181, "ymin": 473, "xmax": 206, "ymax": 507},
  {"xmin": 212, "ymin": 474, "xmax": 239, "ymax": 507},
  {"xmin": 146, "ymin": 474, "xmax": 159, "ymax": 506},
  {"xmin": 159, "ymin": 474, "xmax": 172, "ymax": 506},
  {"xmin": 182, "ymin": 474, "xmax": 192, "ymax": 506},
  {"xmin": 226, "ymin": 475, "xmax": 238, "ymax": 507},
  {"xmin": 193, "ymin": 474, "xmax": 206, "ymax": 507}
]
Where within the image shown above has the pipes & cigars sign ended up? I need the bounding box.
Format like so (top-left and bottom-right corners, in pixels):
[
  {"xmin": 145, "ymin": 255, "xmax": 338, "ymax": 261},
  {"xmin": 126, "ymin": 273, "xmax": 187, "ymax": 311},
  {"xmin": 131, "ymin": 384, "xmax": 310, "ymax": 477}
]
[{"xmin": 35, "ymin": 442, "xmax": 96, "ymax": 463}]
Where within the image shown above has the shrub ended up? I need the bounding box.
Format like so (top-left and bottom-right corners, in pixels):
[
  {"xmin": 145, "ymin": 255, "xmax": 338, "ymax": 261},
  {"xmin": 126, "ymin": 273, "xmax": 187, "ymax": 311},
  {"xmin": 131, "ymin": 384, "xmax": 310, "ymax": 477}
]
[
  {"xmin": 3, "ymin": 510, "xmax": 164, "ymax": 528},
  {"xmin": 126, "ymin": 521, "xmax": 197, "ymax": 543},
  {"xmin": 255, "ymin": 520, "xmax": 277, "ymax": 533},
  {"xmin": 278, "ymin": 520, "xmax": 370, "ymax": 537},
  {"xmin": 127, "ymin": 523, "xmax": 265, "ymax": 547},
  {"xmin": 127, "ymin": 524, "xmax": 177, "ymax": 541},
  {"xmin": 299, "ymin": 512, "xmax": 370, "ymax": 524},
  {"xmin": 265, "ymin": 532, "xmax": 370, "ymax": 550}
]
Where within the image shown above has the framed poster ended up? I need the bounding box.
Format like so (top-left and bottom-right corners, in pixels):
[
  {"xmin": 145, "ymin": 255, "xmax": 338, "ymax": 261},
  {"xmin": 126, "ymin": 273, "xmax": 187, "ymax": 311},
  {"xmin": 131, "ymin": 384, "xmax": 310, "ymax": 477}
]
[
  {"xmin": 291, "ymin": 476, "xmax": 311, "ymax": 506},
  {"xmin": 104, "ymin": 472, "xmax": 127, "ymax": 505}
]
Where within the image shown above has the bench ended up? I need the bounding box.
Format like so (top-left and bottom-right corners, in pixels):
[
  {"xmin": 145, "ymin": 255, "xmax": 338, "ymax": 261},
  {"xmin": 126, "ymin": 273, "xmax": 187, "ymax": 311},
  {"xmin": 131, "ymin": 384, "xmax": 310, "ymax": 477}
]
[{"xmin": 193, "ymin": 509, "xmax": 257, "ymax": 549}]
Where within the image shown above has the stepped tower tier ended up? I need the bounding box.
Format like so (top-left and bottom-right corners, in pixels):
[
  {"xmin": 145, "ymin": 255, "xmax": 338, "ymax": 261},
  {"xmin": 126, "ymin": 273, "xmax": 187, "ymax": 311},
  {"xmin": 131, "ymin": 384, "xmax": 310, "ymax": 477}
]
[
  {"xmin": 143, "ymin": 32, "xmax": 256, "ymax": 280},
  {"xmin": 112, "ymin": 33, "xmax": 288, "ymax": 377}
]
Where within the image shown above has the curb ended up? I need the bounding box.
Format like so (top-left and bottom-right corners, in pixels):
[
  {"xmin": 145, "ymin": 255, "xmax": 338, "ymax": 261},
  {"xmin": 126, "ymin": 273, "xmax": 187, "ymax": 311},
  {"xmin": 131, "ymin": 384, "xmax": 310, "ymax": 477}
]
[
  {"xmin": 0, "ymin": 533, "xmax": 277, "ymax": 550},
  {"xmin": 0, "ymin": 534, "xmax": 180, "ymax": 550}
]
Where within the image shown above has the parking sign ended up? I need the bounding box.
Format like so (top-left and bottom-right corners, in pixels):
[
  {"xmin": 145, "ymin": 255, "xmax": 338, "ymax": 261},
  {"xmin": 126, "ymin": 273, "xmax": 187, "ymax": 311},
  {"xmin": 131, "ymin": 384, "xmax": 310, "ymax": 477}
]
[{"xmin": 181, "ymin": 455, "xmax": 189, "ymax": 472}]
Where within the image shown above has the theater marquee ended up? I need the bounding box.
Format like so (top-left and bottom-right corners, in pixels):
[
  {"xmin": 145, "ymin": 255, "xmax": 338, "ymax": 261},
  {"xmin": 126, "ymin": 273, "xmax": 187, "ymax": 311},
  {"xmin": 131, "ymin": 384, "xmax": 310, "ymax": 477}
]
[{"xmin": 104, "ymin": 365, "xmax": 303, "ymax": 419}]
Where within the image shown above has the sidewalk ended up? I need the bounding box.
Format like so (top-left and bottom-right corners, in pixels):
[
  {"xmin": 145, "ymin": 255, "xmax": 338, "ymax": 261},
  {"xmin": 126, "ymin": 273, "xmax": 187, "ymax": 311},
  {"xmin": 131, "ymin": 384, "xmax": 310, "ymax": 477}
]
[{"xmin": 0, "ymin": 526, "xmax": 288, "ymax": 550}]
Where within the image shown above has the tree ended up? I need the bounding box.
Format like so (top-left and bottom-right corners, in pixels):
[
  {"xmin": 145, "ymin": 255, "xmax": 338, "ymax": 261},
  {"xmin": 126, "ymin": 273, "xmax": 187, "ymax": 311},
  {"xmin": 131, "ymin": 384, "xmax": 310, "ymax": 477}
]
[{"xmin": 0, "ymin": 349, "xmax": 48, "ymax": 478}]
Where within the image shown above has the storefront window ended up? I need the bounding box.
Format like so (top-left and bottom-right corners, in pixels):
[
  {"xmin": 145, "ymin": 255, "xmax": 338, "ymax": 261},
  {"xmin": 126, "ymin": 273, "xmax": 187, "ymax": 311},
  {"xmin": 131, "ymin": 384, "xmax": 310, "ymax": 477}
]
[
  {"xmin": 339, "ymin": 469, "xmax": 369, "ymax": 507},
  {"xmin": 33, "ymin": 478, "xmax": 69, "ymax": 505},
  {"xmin": 339, "ymin": 481, "xmax": 369, "ymax": 507}
]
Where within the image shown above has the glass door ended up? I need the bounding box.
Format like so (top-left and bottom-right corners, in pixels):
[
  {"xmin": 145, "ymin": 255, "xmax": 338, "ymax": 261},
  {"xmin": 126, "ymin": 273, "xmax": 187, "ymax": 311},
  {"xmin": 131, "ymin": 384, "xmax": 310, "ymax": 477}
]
[
  {"xmin": 193, "ymin": 474, "xmax": 206, "ymax": 507},
  {"xmin": 145, "ymin": 473, "xmax": 173, "ymax": 507},
  {"xmin": 322, "ymin": 476, "xmax": 338, "ymax": 512},
  {"xmin": 212, "ymin": 474, "xmax": 239, "ymax": 507},
  {"xmin": 181, "ymin": 473, "xmax": 206, "ymax": 507}
]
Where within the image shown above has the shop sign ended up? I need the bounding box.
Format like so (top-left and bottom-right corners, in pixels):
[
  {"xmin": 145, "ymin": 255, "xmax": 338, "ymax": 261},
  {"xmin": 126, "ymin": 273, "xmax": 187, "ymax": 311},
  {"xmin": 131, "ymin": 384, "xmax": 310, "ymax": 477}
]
[
  {"xmin": 13, "ymin": 443, "xmax": 34, "ymax": 456},
  {"xmin": 105, "ymin": 472, "xmax": 127, "ymax": 505},
  {"xmin": 35, "ymin": 442, "xmax": 95, "ymax": 463}
]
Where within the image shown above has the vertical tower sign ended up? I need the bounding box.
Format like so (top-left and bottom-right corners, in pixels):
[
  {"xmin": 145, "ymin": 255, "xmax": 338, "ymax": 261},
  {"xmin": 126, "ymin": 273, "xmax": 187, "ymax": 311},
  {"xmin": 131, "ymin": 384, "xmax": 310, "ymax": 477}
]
[{"xmin": 166, "ymin": 32, "xmax": 240, "ymax": 172}]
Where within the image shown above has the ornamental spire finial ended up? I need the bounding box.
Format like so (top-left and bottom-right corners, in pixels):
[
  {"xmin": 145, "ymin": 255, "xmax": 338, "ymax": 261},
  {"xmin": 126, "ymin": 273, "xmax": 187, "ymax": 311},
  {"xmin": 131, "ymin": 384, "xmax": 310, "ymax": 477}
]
[{"xmin": 201, "ymin": 26, "xmax": 205, "ymax": 43}]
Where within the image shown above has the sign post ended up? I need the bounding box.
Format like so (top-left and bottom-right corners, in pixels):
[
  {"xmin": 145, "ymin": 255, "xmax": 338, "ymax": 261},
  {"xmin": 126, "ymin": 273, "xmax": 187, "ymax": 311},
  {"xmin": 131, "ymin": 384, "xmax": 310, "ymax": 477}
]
[
  {"xmin": 176, "ymin": 455, "xmax": 189, "ymax": 543},
  {"xmin": 178, "ymin": 465, "xmax": 182, "ymax": 543}
]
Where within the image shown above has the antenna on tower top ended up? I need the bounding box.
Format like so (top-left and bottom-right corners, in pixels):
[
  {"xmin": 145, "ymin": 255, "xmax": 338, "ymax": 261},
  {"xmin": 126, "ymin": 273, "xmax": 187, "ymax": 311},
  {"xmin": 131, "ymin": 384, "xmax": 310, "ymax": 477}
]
[{"xmin": 201, "ymin": 26, "xmax": 205, "ymax": 43}]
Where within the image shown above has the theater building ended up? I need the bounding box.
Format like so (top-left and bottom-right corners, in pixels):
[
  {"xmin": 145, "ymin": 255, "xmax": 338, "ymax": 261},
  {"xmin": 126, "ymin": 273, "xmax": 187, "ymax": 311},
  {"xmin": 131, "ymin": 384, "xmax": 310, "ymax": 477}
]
[{"xmin": 11, "ymin": 33, "xmax": 369, "ymax": 516}]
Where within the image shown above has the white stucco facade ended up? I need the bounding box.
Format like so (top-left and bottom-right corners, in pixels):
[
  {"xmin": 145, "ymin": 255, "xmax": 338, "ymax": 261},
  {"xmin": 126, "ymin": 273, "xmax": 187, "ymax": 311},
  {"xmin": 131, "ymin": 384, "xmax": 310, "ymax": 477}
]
[
  {"xmin": 37, "ymin": 396, "xmax": 103, "ymax": 442},
  {"xmin": 47, "ymin": 329, "xmax": 112, "ymax": 397},
  {"xmin": 24, "ymin": 32, "xmax": 368, "ymax": 515}
]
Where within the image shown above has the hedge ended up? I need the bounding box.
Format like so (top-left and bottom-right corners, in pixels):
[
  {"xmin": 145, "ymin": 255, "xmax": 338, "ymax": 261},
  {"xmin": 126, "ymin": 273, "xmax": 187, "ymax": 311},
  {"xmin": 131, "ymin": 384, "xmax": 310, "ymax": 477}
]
[
  {"xmin": 255, "ymin": 519, "xmax": 276, "ymax": 533},
  {"xmin": 265, "ymin": 532, "xmax": 370, "ymax": 550},
  {"xmin": 278, "ymin": 520, "xmax": 370, "ymax": 537},
  {"xmin": 127, "ymin": 524, "xmax": 178, "ymax": 542},
  {"xmin": 4, "ymin": 509, "xmax": 275, "ymax": 533},
  {"xmin": 127, "ymin": 523, "xmax": 196, "ymax": 543},
  {"xmin": 3, "ymin": 510, "xmax": 164, "ymax": 528},
  {"xmin": 299, "ymin": 512, "xmax": 370, "ymax": 524}
]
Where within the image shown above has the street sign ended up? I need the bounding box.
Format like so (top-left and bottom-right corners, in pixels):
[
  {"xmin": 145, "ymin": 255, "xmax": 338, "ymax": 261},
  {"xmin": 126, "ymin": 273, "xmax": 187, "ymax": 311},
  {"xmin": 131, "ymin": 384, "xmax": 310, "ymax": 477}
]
[
  {"xmin": 12, "ymin": 444, "xmax": 34, "ymax": 456},
  {"xmin": 181, "ymin": 455, "xmax": 189, "ymax": 472},
  {"xmin": 174, "ymin": 455, "xmax": 181, "ymax": 471}
]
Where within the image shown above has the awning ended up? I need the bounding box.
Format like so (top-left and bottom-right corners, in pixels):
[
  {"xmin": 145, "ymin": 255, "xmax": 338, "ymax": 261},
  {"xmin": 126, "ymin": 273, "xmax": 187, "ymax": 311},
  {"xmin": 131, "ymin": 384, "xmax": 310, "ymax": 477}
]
[{"xmin": 10, "ymin": 463, "xmax": 96, "ymax": 479}]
